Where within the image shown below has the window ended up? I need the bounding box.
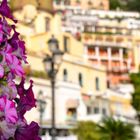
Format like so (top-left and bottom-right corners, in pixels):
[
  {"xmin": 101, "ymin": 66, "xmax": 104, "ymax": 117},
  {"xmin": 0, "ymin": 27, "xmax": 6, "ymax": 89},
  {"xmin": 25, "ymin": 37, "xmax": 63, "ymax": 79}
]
[
  {"xmin": 63, "ymin": 69, "xmax": 68, "ymax": 81},
  {"xmin": 64, "ymin": 0, "xmax": 70, "ymax": 5},
  {"xmin": 115, "ymin": 102, "xmax": 122, "ymax": 115},
  {"xmin": 67, "ymin": 108, "xmax": 77, "ymax": 121},
  {"xmin": 76, "ymin": 0, "xmax": 80, "ymax": 4},
  {"xmin": 102, "ymin": 108, "xmax": 106, "ymax": 115},
  {"xmin": 107, "ymin": 80, "xmax": 110, "ymax": 88},
  {"xmin": 55, "ymin": 0, "xmax": 61, "ymax": 4},
  {"xmin": 63, "ymin": 36, "xmax": 69, "ymax": 52},
  {"xmin": 94, "ymin": 107, "xmax": 99, "ymax": 114},
  {"xmin": 84, "ymin": 25, "xmax": 93, "ymax": 32},
  {"xmin": 95, "ymin": 77, "xmax": 100, "ymax": 91},
  {"xmin": 46, "ymin": 18, "xmax": 50, "ymax": 31},
  {"xmin": 88, "ymin": 0, "xmax": 93, "ymax": 5},
  {"xmin": 87, "ymin": 106, "xmax": 92, "ymax": 115},
  {"xmin": 78, "ymin": 73, "xmax": 83, "ymax": 87},
  {"xmin": 99, "ymin": 2, "xmax": 104, "ymax": 9}
]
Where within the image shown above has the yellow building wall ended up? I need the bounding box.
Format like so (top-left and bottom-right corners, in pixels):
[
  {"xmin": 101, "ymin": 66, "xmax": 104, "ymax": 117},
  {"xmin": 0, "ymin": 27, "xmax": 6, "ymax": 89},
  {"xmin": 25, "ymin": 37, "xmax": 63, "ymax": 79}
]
[
  {"xmin": 58, "ymin": 55, "xmax": 107, "ymax": 93},
  {"xmin": 107, "ymin": 91, "xmax": 132, "ymax": 115},
  {"xmin": 10, "ymin": 0, "xmax": 53, "ymax": 12},
  {"xmin": 14, "ymin": 6, "xmax": 85, "ymax": 58},
  {"xmin": 27, "ymin": 31, "xmax": 84, "ymax": 58},
  {"xmin": 35, "ymin": 12, "xmax": 52, "ymax": 34},
  {"xmin": 26, "ymin": 31, "xmax": 107, "ymax": 94},
  {"xmin": 26, "ymin": 53, "xmax": 107, "ymax": 94},
  {"xmin": 13, "ymin": 6, "xmax": 135, "ymax": 119},
  {"xmin": 27, "ymin": 55, "xmax": 44, "ymax": 71}
]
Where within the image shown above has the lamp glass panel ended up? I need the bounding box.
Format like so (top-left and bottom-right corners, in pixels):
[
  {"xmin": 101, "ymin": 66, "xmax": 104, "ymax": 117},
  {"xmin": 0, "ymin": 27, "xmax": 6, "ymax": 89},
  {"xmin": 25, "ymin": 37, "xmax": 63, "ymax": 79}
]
[
  {"xmin": 42, "ymin": 101, "xmax": 47, "ymax": 110},
  {"xmin": 54, "ymin": 53, "xmax": 63, "ymax": 65},
  {"xmin": 44, "ymin": 60, "xmax": 52, "ymax": 72},
  {"xmin": 48, "ymin": 42, "xmax": 58, "ymax": 53}
]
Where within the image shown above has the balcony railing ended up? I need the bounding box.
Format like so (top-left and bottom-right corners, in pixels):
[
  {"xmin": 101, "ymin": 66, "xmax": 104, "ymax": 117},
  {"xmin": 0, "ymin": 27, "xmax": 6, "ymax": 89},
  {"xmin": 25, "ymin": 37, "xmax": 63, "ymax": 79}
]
[{"xmin": 86, "ymin": 41, "xmax": 128, "ymax": 48}]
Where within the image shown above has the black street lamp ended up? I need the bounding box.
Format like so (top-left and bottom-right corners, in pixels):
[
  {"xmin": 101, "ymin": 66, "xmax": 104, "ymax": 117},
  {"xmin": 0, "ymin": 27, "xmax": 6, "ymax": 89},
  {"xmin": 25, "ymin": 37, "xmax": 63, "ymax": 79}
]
[
  {"xmin": 37, "ymin": 90, "xmax": 46, "ymax": 135},
  {"xmin": 43, "ymin": 35, "xmax": 64, "ymax": 140}
]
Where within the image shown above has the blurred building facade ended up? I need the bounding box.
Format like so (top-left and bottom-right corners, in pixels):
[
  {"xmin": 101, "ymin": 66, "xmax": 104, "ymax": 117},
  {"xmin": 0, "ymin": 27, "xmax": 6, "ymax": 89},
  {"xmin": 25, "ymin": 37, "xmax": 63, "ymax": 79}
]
[
  {"xmin": 9, "ymin": 0, "xmax": 137, "ymax": 134},
  {"xmin": 53, "ymin": 0, "xmax": 109, "ymax": 10},
  {"xmin": 61, "ymin": 8, "xmax": 140, "ymax": 86},
  {"xmin": 11, "ymin": 1, "xmax": 108, "ymax": 126}
]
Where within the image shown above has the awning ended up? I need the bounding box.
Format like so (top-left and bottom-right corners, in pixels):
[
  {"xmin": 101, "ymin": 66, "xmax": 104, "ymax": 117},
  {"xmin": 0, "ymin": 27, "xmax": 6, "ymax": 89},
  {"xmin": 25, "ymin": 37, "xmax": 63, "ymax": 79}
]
[
  {"xmin": 82, "ymin": 94, "xmax": 94, "ymax": 106},
  {"xmin": 66, "ymin": 99, "xmax": 79, "ymax": 108}
]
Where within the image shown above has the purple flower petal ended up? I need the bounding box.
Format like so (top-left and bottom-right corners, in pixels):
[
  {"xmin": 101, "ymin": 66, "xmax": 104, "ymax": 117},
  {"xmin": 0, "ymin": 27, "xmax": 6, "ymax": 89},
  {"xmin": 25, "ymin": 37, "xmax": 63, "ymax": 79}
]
[
  {"xmin": 0, "ymin": 0, "xmax": 17, "ymax": 22},
  {"xmin": 15, "ymin": 121, "xmax": 41, "ymax": 140},
  {"xmin": 0, "ymin": 96, "xmax": 18, "ymax": 123},
  {"xmin": 9, "ymin": 26, "xmax": 27, "ymax": 63},
  {"xmin": 0, "ymin": 64, "xmax": 4, "ymax": 78},
  {"xmin": 16, "ymin": 78, "xmax": 36, "ymax": 118}
]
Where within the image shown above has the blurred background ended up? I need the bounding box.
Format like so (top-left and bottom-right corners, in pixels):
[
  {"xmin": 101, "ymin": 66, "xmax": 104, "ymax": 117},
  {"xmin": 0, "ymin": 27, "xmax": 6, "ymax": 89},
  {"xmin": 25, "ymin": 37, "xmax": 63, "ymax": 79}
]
[{"xmin": 5, "ymin": 0, "xmax": 140, "ymax": 139}]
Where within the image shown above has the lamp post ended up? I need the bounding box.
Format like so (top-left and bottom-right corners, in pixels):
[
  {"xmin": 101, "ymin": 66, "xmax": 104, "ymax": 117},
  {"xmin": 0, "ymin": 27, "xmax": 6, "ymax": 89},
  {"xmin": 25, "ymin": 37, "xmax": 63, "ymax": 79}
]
[
  {"xmin": 43, "ymin": 35, "xmax": 64, "ymax": 140},
  {"xmin": 37, "ymin": 90, "xmax": 46, "ymax": 135}
]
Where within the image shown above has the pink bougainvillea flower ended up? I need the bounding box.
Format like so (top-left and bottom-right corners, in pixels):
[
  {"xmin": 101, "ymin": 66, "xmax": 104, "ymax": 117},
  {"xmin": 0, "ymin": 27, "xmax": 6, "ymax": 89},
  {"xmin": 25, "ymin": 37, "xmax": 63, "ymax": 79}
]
[
  {"xmin": 7, "ymin": 55, "xmax": 24, "ymax": 77},
  {"xmin": 1, "ymin": 44, "xmax": 24, "ymax": 77},
  {"xmin": 16, "ymin": 78, "xmax": 36, "ymax": 118},
  {"xmin": 0, "ymin": 33, "xmax": 3, "ymax": 43},
  {"xmin": 7, "ymin": 79, "xmax": 17, "ymax": 99},
  {"xmin": 1, "ymin": 44, "xmax": 25, "ymax": 77},
  {"xmin": 15, "ymin": 121, "xmax": 41, "ymax": 140},
  {"xmin": 0, "ymin": 24, "xmax": 3, "ymax": 43},
  {"xmin": 0, "ymin": 64, "xmax": 4, "ymax": 78},
  {"xmin": 0, "ymin": 79, "xmax": 17, "ymax": 99},
  {"xmin": 0, "ymin": 73, "xmax": 17, "ymax": 99},
  {"xmin": 0, "ymin": 96, "xmax": 18, "ymax": 123},
  {"xmin": 0, "ymin": 120, "xmax": 16, "ymax": 140},
  {"xmin": 1, "ymin": 43, "xmax": 13, "ymax": 65}
]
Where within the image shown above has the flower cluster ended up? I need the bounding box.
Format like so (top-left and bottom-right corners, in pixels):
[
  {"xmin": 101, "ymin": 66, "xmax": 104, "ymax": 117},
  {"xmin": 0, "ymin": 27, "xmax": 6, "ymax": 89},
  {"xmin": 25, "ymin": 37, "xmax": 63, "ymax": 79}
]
[{"xmin": 0, "ymin": 0, "xmax": 41, "ymax": 139}]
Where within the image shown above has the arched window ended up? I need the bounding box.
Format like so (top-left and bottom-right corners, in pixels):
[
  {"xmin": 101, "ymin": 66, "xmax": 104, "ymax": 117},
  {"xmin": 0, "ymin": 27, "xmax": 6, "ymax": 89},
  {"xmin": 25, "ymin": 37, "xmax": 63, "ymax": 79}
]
[
  {"xmin": 63, "ymin": 69, "xmax": 68, "ymax": 81},
  {"xmin": 55, "ymin": 0, "xmax": 61, "ymax": 4},
  {"xmin": 88, "ymin": 0, "xmax": 93, "ymax": 6},
  {"xmin": 76, "ymin": 0, "xmax": 80, "ymax": 4},
  {"xmin": 64, "ymin": 0, "xmax": 70, "ymax": 5},
  {"xmin": 78, "ymin": 73, "xmax": 83, "ymax": 87},
  {"xmin": 95, "ymin": 77, "xmax": 100, "ymax": 90},
  {"xmin": 107, "ymin": 80, "xmax": 110, "ymax": 88},
  {"xmin": 45, "ymin": 18, "xmax": 50, "ymax": 31},
  {"xmin": 100, "ymin": 2, "xmax": 104, "ymax": 8},
  {"xmin": 63, "ymin": 36, "xmax": 70, "ymax": 53}
]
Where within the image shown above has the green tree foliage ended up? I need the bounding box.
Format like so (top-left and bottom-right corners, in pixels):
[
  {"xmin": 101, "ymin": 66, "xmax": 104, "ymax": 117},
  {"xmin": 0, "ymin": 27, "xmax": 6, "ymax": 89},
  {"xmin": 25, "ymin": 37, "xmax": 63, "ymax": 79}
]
[
  {"xmin": 130, "ymin": 73, "xmax": 140, "ymax": 123},
  {"xmin": 127, "ymin": 0, "xmax": 140, "ymax": 12},
  {"xmin": 109, "ymin": 0, "xmax": 140, "ymax": 12},
  {"xmin": 97, "ymin": 118, "xmax": 135, "ymax": 140},
  {"xmin": 109, "ymin": 0, "xmax": 121, "ymax": 10},
  {"xmin": 72, "ymin": 121, "xmax": 100, "ymax": 140},
  {"xmin": 72, "ymin": 119, "xmax": 135, "ymax": 140}
]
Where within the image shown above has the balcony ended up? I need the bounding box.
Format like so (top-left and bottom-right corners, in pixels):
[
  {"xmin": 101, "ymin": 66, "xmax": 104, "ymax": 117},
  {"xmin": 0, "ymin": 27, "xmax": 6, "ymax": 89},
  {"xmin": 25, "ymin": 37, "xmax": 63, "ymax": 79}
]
[
  {"xmin": 62, "ymin": 26, "xmax": 76, "ymax": 33},
  {"xmin": 94, "ymin": 41, "xmax": 127, "ymax": 48},
  {"xmin": 85, "ymin": 40, "xmax": 127, "ymax": 48},
  {"xmin": 87, "ymin": 55, "xmax": 98, "ymax": 59},
  {"xmin": 111, "ymin": 57, "xmax": 121, "ymax": 61},
  {"xmin": 99, "ymin": 49, "xmax": 107, "ymax": 58},
  {"xmin": 99, "ymin": 55, "xmax": 108, "ymax": 60},
  {"xmin": 78, "ymin": 114, "xmax": 106, "ymax": 123},
  {"xmin": 111, "ymin": 52, "xmax": 120, "ymax": 60},
  {"xmin": 87, "ymin": 54, "xmax": 121, "ymax": 61},
  {"xmin": 109, "ymin": 66, "xmax": 129, "ymax": 72}
]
